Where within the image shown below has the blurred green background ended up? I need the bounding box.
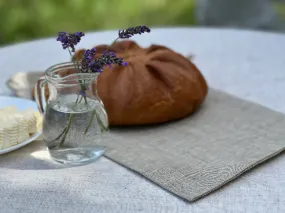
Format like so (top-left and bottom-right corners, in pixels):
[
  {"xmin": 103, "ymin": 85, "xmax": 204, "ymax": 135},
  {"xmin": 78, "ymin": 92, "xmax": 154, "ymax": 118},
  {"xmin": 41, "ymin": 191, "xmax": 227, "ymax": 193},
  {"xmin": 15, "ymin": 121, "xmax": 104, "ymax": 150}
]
[
  {"xmin": 1, "ymin": 0, "xmax": 285, "ymax": 47},
  {"xmin": 0, "ymin": 0, "xmax": 196, "ymax": 46}
]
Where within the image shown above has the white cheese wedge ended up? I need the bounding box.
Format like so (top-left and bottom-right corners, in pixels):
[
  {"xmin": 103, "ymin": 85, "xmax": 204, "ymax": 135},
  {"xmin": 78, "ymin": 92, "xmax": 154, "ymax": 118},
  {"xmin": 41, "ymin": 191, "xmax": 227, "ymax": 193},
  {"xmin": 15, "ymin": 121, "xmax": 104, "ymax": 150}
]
[
  {"xmin": 0, "ymin": 129, "xmax": 4, "ymax": 150},
  {"xmin": 0, "ymin": 116, "xmax": 19, "ymax": 147},
  {"xmin": 0, "ymin": 127, "xmax": 10, "ymax": 149},
  {"xmin": 0, "ymin": 106, "xmax": 43, "ymax": 150},
  {"xmin": 0, "ymin": 108, "xmax": 30, "ymax": 144},
  {"xmin": 10, "ymin": 114, "xmax": 30, "ymax": 143},
  {"xmin": 34, "ymin": 111, "xmax": 43, "ymax": 132},
  {"xmin": 22, "ymin": 108, "xmax": 38, "ymax": 134}
]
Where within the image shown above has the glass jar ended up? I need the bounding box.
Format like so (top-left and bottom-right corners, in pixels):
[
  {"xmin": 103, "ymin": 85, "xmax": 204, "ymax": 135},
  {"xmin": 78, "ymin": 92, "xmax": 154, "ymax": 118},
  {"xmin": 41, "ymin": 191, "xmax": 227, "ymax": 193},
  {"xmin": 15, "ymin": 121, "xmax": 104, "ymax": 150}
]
[{"xmin": 35, "ymin": 62, "xmax": 108, "ymax": 165}]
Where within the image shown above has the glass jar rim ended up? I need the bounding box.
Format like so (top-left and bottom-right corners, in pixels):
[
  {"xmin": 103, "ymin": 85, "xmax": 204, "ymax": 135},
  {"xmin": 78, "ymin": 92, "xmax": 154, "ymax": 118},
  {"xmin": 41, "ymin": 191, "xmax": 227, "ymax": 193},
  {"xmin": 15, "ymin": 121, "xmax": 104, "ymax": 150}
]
[{"xmin": 45, "ymin": 62, "xmax": 99, "ymax": 87}]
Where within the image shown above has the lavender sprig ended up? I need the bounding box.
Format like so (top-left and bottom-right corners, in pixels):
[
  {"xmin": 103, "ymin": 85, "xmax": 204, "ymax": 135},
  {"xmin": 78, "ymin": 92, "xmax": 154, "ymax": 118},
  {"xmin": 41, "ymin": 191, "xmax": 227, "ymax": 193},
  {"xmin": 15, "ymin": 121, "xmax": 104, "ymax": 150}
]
[
  {"xmin": 54, "ymin": 26, "xmax": 150, "ymax": 146},
  {"xmin": 81, "ymin": 47, "xmax": 97, "ymax": 71},
  {"xmin": 57, "ymin": 32, "xmax": 85, "ymax": 52},
  {"xmin": 118, "ymin": 26, "xmax": 151, "ymax": 39},
  {"xmin": 81, "ymin": 50, "xmax": 128, "ymax": 73},
  {"xmin": 94, "ymin": 51, "xmax": 128, "ymax": 73}
]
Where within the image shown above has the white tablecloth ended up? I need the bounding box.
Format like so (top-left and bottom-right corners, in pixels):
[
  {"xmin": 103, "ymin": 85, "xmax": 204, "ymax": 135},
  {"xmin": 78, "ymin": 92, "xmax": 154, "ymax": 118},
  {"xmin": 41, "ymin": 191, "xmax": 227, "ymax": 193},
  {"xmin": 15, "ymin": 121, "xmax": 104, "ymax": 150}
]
[{"xmin": 0, "ymin": 27, "xmax": 285, "ymax": 213}]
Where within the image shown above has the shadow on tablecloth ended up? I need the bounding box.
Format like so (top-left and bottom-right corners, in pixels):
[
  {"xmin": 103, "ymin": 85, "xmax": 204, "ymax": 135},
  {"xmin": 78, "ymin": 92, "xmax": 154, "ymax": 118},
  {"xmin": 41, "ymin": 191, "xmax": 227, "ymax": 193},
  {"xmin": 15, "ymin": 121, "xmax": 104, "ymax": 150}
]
[{"xmin": 0, "ymin": 141, "xmax": 65, "ymax": 170}]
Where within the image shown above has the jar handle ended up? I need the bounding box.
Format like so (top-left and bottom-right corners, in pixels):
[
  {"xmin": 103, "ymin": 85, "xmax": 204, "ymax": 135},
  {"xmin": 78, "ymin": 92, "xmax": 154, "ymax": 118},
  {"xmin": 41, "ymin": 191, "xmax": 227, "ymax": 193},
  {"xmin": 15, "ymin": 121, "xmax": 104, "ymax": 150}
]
[{"xmin": 34, "ymin": 76, "xmax": 47, "ymax": 114}]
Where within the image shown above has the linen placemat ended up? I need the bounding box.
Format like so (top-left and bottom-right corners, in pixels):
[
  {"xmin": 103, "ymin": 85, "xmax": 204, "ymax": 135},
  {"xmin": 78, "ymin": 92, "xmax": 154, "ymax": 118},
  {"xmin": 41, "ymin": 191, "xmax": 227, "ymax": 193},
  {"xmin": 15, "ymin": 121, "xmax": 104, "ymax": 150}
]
[{"xmin": 100, "ymin": 88, "xmax": 285, "ymax": 202}]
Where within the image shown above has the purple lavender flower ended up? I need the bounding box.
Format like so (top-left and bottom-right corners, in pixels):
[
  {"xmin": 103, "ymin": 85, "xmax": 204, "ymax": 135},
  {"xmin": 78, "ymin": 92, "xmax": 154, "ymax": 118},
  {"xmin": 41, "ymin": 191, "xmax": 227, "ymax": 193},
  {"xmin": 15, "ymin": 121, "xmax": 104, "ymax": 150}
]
[
  {"xmin": 87, "ymin": 51, "xmax": 128, "ymax": 73},
  {"xmin": 56, "ymin": 26, "xmax": 150, "ymax": 74},
  {"xmin": 122, "ymin": 61, "xmax": 128, "ymax": 66},
  {"xmin": 100, "ymin": 51, "xmax": 127, "ymax": 67},
  {"xmin": 88, "ymin": 59, "xmax": 104, "ymax": 73},
  {"xmin": 118, "ymin": 26, "xmax": 151, "ymax": 39},
  {"xmin": 81, "ymin": 48, "xmax": 97, "ymax": 72},
  {"xmin": 56, "ymin": 32, "xmax": 68, "ymax": 48},
  {"xmin": 56, "ymin": 32, "xmax": 85, "ymax": 52}
]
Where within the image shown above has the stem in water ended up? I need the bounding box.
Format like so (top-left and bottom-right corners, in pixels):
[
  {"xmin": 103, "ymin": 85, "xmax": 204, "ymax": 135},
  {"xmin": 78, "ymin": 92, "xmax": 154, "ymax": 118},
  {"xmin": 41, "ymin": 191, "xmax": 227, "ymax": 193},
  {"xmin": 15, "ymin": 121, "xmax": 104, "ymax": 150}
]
[
  {"xmin": 84, "ymin": 110, "xmax": 95, "ymax": 134},
  {"xmin": 94, "ymin": 110, "xmax": 108, "ymax": 132},
  {"xmin": 55, "ymin": 48, "xmax": 89, "ymax": 148},
  {"xmin": 58, "ymin": 114, "xmax": 75, "ymax": 148},
  {"xmin": 56, "ymin": 93, "xmax": 84, "ymax": 148}
]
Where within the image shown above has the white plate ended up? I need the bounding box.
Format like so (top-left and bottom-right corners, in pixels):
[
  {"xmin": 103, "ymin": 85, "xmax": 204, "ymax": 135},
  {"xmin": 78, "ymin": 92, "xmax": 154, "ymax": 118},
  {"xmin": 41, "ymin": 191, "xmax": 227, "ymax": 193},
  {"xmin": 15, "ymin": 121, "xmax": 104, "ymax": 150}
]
[{"xmin": 0, "ymin": 96, "xmax": 42, "ymax": 155}]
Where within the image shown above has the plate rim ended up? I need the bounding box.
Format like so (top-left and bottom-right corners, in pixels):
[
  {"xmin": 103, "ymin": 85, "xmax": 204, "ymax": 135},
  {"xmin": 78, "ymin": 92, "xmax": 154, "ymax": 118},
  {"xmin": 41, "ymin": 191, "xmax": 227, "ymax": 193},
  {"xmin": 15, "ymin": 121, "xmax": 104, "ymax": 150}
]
[{"xmin": 0, "ymin": 131, "xmax": 42, "ymax": 155}]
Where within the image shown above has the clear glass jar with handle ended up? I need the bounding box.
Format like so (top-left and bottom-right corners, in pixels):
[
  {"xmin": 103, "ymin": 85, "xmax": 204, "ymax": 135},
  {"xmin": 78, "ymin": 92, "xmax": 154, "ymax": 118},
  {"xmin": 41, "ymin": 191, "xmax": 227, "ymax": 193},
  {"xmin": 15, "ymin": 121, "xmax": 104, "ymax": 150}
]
[{"xmin": 35, "ymin": 62, "xmax": 108, "ymax": 165}]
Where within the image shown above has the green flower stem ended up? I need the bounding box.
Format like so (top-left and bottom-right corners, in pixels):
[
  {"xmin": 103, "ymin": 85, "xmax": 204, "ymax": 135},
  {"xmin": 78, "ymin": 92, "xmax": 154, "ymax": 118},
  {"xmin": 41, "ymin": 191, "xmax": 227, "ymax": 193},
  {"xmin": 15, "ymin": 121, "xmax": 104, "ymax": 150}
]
[
  {"xmin": 82, "ymin": 37, "xmax": 119, "ymax": 135},
  {"xmin": 84, "ymin": 110, "xmax": 95, "ymax": 134},
  {"xmin": 56, "ymin": 92, "xmax": 85, "ymax": 148},
  {"xmin": 58, "ymin": 113, "xmax": 75, "ymax": 147},
  {"xmin": 68, "ymin": 46, "xmax": 87, "ymax": 101},
  {"xmin": 56, "ymin": 48, "xmax": 91, "ymax": 148},
  {"xmin": 84, "ymin": 110, "xmax": 108, "ymax": 135},
  {"xmin": 78, "ymin": 95, "xmax": 83, "ymax": 103},
  {"xmin": 68, "ymin": 48, "xmax": 81, "ymax": 72},
  {"xmin": 104, "ymin": 37, "xmax": 119, "ymax": 53},
  {"xmin": 75, "ymin": 94, "xmax": 80, "ymax": 103},
  {"xmin": 94, "ymin": 110, "xmax": 109, "ymax": 132},
  {"xmin": 51, "ymin": 126, "xmax": 67, "ymax": 144}
]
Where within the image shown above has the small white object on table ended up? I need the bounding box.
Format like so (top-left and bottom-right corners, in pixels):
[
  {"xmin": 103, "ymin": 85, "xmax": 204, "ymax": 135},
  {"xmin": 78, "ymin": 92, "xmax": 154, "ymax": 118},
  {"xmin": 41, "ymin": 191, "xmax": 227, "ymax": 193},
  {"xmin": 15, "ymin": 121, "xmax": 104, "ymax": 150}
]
[{"xmin": 0, "ymin": 27, "xmax": 285, "ymax": 213}]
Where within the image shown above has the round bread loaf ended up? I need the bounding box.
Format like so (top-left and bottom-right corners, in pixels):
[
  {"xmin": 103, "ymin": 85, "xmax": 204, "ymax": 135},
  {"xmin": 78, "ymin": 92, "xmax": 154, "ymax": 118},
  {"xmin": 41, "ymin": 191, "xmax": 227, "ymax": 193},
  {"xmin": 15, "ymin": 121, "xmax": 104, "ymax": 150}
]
[{"xmin": 73, "ymin": 40, "xmax": 208, "ymax": 126}]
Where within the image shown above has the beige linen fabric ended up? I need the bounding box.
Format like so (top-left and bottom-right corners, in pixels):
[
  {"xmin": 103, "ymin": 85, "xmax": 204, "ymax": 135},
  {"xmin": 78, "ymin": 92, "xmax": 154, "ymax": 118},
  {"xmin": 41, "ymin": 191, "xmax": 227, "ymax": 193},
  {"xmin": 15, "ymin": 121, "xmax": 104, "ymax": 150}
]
[{"xmin": 100, "ymin": 89, "xmax": 285, "ymax": 201}]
